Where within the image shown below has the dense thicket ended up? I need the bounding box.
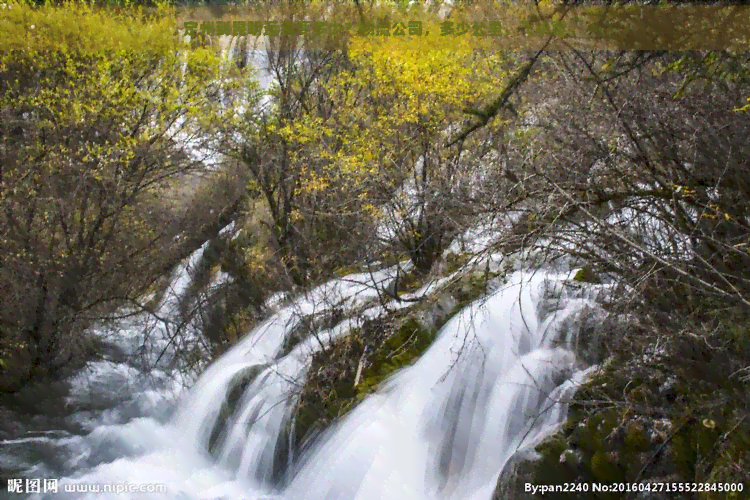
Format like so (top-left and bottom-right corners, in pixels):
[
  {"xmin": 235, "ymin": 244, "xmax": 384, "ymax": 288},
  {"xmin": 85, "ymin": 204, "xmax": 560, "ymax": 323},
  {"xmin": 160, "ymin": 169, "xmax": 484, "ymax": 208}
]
[{"xmin": 0, "ymin": 1, "xmax": 251, "ymax": 391}]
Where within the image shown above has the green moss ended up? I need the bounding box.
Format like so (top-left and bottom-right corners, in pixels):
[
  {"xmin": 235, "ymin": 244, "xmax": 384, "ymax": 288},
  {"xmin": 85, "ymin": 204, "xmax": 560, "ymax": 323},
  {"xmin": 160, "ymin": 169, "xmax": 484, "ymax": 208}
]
[
  {"xmin": 294, "ymin": 288, "xmax": 488, "ymax": 444},
  {"xmin": 670, "ymin": 431, "xmax": 695, "ymax": 480},
  {"xmin": 529, "ymin": 352, "xmax": 750, "ymax": 493},
  {"xmin": 452, "ymin": 270, "xmax": 498, "ymax": 310},
  {"xmin": 398, "ymin": 270, "xmax": 430, "ymax": 294},
  {"xmin": 354, "ymin": 317, "xmax": 435, "ymax": 399},
  {"xmin": 444, "ymin": 253, "xmax": 471, "ymax": 274},
  {"xmin": 536, "ymin": 433, "xmax": 569, "ymax": 459},
  {"xmin": 380, "ymin": 250, "xmax": 411, "ymax": 268},
  {"xmin": 517, "ymin": 299, "xmax": 750, "ymax": 498},
  {"xmin": 293, "ymin": 311, "xmax": 444, "ymax": 448},
  {"xmin": 721, "ymin": 314, "xmax": 750, "ymax": 360},
  {"xmin": 624, "ymin": 421, "xmax": 650, "ymax": 450},
  {"xmin": 293, "ymin": 333, "xmax": 367, "ymax": 448},
  {"xmin": 532, "ymin": 434, "xmax": 573, "ymax": 484},
  {"xmin": 573, "ymin": 266, "xmax": 601, "ymax": 284},
  {"xmin": 704, "ymin": 418, "xmax": 750, "ymax": 499},
  {"xmin": 333, "ymin": 263, "xmax": 366, "ymax": 277},
  {"xmin": 591, "ymin": 450, "xmax": 622, "ymax": 482}
]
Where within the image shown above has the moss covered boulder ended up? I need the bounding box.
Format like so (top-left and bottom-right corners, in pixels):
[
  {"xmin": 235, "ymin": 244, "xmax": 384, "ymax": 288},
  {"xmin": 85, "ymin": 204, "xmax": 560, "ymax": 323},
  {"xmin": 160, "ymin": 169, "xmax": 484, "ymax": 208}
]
[{"xmin": 497, "ymin": 324, "xmax": 750, "ymax": 500}]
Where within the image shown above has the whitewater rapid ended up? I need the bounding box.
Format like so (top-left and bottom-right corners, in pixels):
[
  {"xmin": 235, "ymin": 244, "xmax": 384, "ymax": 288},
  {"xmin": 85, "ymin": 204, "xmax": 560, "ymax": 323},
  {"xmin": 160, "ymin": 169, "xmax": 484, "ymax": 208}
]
[{"xmin": 9, "ymin": 248, "xmax": 608, "ymax": 500}]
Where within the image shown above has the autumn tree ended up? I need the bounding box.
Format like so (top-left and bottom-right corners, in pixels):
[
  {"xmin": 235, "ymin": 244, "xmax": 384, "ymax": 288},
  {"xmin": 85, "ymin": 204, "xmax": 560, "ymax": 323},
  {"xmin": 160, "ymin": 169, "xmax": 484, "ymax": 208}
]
[
  {"xmin": 237, "ymin": 49, "xmax": 358, "ymax": 286},
  {"xmin": 263, "ymin": 25, "xmax": 517, "ymax": 276},
  {"xmin": 0, "ymin": 1, "xmax": 251, "ymax": 391}
]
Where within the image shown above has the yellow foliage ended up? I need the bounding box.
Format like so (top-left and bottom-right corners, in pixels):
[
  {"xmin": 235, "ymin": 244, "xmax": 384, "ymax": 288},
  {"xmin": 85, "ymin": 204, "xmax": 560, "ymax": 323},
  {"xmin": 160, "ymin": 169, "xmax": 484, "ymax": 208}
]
[
  {"xmin": 0, "ymin": 0, "xmax": 178, "ymax": 56},
  {"xmin": 244, "ymin": 245, "xmax": 271, "ymax": 272},
  {"xmin": 735, "ymin": 97, "xmax": 750, "ymax": 112},
  {"xmin": 0, "ymin": 0, "xmax": 255, "ymax": 271},
  {"xmin": 285, "ymin": 32, "xmax": 512, "ymax": 209}
]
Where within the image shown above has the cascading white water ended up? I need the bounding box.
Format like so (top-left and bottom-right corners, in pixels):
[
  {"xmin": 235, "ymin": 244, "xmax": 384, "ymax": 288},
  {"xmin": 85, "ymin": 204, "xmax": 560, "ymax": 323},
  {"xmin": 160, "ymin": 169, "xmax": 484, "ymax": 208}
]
[
  {"xmin": 281, "ymin": 271, "xmax": 601, "ymax": 500},
  {"xmin": 23, "ymin": 258, "xmax": 609, "ymax": 500},
  {"xmin": 0, "ymin": 236, "xmax": 230, "ymax": 497},
  {"xmin": 64, "ymin": 235, "xmax": 219, "ymax": 427}
]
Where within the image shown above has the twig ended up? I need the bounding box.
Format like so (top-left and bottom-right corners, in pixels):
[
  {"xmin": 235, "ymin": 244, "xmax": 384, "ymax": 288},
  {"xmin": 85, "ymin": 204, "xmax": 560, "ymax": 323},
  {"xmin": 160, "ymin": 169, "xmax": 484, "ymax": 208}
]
[
  {"xmin": 353, "ymin": 345, "xmax": 368, "ymax": 387},
  {"xmin": 545, "ymin": 178, "xmax": 750, "ymax": 309}
]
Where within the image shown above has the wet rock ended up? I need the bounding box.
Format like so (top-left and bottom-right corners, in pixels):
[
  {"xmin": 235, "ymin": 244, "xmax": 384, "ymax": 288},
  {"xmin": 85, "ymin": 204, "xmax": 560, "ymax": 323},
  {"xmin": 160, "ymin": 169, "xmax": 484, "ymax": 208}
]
[
  {"xmin": 417, "ymin": 293, "xmax": 457, "ymax": 332},
  {"xmin": 0, "ymin": 406, "xmax": 24, "ymax": 440},
  {"xmin": 493, "ymin": 449, "xmax": 539, "ymax": 500}
]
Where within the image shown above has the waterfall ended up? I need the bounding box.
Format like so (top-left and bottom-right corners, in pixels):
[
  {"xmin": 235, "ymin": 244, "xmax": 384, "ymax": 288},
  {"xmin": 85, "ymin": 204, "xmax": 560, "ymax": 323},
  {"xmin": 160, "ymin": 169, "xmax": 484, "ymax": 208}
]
[
  {"xmin": 172, "ymin": 34, "xmax": 268, "ymax": 170},
  {"xmin": 0, "ymin": 238, "xmax": 229, "ymax": 494},
  {"xmin": 21, "ymin": 258, "xmax": 609, "ymax": 500},
  {"xmin": 281, "ymin": 271, "xmax": 600, "ymax": 500}
]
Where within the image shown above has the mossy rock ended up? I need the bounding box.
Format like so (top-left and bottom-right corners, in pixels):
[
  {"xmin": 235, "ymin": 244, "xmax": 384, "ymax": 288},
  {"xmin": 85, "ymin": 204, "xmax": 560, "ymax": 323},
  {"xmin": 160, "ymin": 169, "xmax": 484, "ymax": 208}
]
[
  {"xmin": 518, "ymin": 317, "xmax": 750, "ymax": 498},
  {"xmin": 208, "ymin": 364, "xmax": 267, "ymax": 456},
  {"xmin": 444, "ymin": 252, "xmax": 471, "ymax": 274},
  {"xmin": 292, "ymin": 306, "xmax": 449, "ymax": 451},
  {"xmin": 589, "ymin": 449, "xmax": 622, "ymax": 483},
  {"xmin": 333, "ymin": 263, "xmax": 367, "ymax": 277},
  {"xmin": 292, "ymin": 333, "xmax": 368, "ymax": 449},
  {"xmin": 451, "ymin": 269, "xmax": 501, "ymax": 310},
  {"xmin": 397, "ymin": 270, "xmax": 430, "ymax": 294},
  {"xmin": 624, "ymin": 420, "xmax": 651, "ymax": 451},
  {"xmin": 354, "ymin": 317, "xmax": 436, "ymax": 399},
  {"xmin": 573, "ymin": 266, "xmax": 601, "ymax": 284},
  {"xmin": 703, "ymin": 415, "xmax": 750, "ymax": 499}
]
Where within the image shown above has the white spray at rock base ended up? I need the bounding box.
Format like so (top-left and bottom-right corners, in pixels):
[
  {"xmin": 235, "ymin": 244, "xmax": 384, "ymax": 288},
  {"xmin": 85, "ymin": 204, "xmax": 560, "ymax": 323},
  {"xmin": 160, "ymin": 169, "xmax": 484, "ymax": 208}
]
[{"xmin": 23, "ymin": 256, "xmax": 608, "ymax": 500}]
